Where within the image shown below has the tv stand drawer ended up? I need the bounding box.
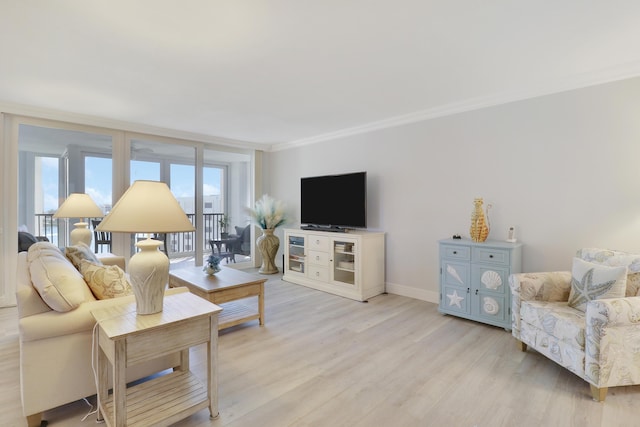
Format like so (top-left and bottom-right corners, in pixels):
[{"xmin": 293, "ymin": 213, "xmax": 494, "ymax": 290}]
[
  {"xmin": 308, "ymin": 235, "xmax": 329, "ymax": 251},
  {"xmin": 308, "ymin": 250, "xmax": 329, "ymax": 266},
  {"xmin": 308, "ymin": 265, "xmax": 329, "ymax": 282}
]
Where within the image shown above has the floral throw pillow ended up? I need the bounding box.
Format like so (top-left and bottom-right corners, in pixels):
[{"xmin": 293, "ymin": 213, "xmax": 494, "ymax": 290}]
[
  {"xmin": 79, "ymin": 260, "xmax": 133, "ymax": 299},
  {"xmin": 65, "ymin": 242, "xmax": 102, "ymax": 270},
  {"xmin": 568, "ymin": 257, "xmax": 627, "ymax": 312}
]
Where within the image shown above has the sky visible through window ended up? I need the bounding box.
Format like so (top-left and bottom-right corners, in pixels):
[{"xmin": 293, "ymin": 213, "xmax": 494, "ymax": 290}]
[{"xmin": 41, "ymin": 156, "xmax": 221, "ymax": 213}]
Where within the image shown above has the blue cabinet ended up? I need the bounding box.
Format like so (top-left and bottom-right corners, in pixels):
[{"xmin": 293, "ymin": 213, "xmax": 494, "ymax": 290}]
[{"xmin": 439, "ymin": 238, "xmax": 522, "ymax": 330}]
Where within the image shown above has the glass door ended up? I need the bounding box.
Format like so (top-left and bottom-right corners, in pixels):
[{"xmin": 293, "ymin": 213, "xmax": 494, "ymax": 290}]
[{"xmin": 18, "ymin": 124, "xmax": 114, "ymax": 248}]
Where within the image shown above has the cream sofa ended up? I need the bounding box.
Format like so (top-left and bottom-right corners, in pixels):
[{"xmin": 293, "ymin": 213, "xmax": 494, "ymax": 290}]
[
  {"xmin": 17, "ymin": 243, "xmax": 185, "ymax": 427},
  {"xmin": 510, "ymin": 248, "xmax": 640, "ymax": 401}
]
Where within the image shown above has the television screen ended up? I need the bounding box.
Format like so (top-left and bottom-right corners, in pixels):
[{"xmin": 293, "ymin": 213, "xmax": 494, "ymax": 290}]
[{"xmin": 300, "ymin": 172, "xmax": 366, "ymax": 230}]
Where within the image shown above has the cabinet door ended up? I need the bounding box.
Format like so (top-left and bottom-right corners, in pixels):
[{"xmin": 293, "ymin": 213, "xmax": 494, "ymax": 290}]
[
  {"xmin": 286, "ymin": 233, "xmax": 306, "ymax": 275},
  {"xmin": 330, "ymin": 238, "xmax": 357, "ymax": 286},
  {"xmin": 441, "ymin": 284, "xmax": 469, "ymax": 314},
  {"xmin": 471, "ymin": 265, "xmax": 509, "ymax": 323},
  {"xmin": 440, "ymin": 261, "xmax": 470, "ymax": 314}
]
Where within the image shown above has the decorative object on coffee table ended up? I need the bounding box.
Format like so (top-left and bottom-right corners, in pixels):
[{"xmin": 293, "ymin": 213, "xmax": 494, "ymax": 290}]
[
  {"xmin": 204, "ymin": 254, "xmax": 221, "ymax": 275},
  {"xmin": 97, "ymin": 180, "xmax": 195, "ymax": 315},
  {"xmin": 247, "ymin": 194, "xmax": 288, "ymax": 274},
  {"xmin": 469, "ymin": 197, "xmax": 491, "ymax": 242},
  {"xmin": 53, "ymin": 193, "xmax": 104, "ymax": 246}
]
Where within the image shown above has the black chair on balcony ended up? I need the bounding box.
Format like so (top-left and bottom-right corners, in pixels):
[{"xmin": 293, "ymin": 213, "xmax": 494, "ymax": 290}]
[
  {"xmin": 92, "ymin": 219, "xmax": 112, "ymax": 253},
  {"xmin": 230, "ymin": 225, "xmax": 251, "ymax": 260}
]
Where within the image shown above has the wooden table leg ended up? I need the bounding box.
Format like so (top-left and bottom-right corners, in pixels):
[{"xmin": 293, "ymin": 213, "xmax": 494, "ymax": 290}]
[
  {"xmin": 208, "ymin": 314, "xmax": 219, "ymax": 419},
  {"xmin": 113, "ymin": 340, "xmax": 127, "ymax": 427},
  {"xmin": 258, "ymin": 282, "xmax": 265, "ymax": 326},
  {"xmin": 96, "ymin": 330, "xmax": 108, "ymax": 422}
]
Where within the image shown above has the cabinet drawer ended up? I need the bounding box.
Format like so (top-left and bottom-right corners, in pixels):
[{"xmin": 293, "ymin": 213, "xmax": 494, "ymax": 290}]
[
  {"xmin": 472, "ymin": 247, "xmax": 509, "ymax": 265},
  {"xmin": 308, "ymin": 235, "xmax": 329, "ymax": 251},
  {"xmin": 308, "ymin": 250, "xmax": 329, "ymax": 266},
  {"xmin": 441, "ymin": 245, "xmax": 470, "ymax": 261},
  {"xmin": 308, "ymin": 265, "xmax": 329, "ymax": 282}
]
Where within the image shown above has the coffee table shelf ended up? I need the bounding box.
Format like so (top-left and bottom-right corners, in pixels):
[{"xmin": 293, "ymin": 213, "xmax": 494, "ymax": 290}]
[{"xmin": 218, "ymin": 302, "xmax": 260, "ymax": 330}]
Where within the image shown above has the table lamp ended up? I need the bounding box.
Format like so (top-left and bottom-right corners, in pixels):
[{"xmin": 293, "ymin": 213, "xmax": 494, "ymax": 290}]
[
  {"xmin": 96, "ymin": 180, "xmax": 195, "ymax": 315},
  {"xmin": 53, "ymin": 193, "xmax": 104, "ymax": 247}
]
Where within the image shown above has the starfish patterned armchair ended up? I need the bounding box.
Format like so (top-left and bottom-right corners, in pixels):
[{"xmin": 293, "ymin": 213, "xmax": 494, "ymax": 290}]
[{"xmin": 509, "ymin": 248, "xmax": 640, "ymax": 401}]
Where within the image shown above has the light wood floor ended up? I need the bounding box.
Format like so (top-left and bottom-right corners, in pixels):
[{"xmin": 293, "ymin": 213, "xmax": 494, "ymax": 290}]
[{"xmin": 1, "ymin": 273, "xmax": 639, "ymax": 427}]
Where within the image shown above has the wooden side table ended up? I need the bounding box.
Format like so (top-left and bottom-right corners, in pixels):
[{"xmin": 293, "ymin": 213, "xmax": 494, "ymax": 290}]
[{"xmin": 91, "ymin": 292, "xmax": 223, "ymax": 427}]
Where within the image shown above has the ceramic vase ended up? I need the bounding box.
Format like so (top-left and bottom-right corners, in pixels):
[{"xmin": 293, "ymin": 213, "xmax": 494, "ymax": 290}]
[
  {"xmin": 204, "ymin": 264, "xmax": 221, "ymax": 275},
  {"xmin": 257, "ymin": 228, "xmax": 279, "ymax": 274}
]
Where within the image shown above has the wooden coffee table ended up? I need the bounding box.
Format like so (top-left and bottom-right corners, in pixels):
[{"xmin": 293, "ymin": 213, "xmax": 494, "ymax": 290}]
[{"xmin": 169, "ymin": 266, "xmax": 267, "ymax": 330}]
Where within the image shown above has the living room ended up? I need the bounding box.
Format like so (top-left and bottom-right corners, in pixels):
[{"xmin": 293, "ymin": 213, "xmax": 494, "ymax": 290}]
[{"xmin": 2, "ymin": 3, "xmax": 640, "ymax": 426}]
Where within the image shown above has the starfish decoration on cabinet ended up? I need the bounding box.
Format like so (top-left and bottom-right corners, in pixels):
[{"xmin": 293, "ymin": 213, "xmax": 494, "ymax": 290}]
[{"xmin": 446, "ymin": 290, "xmax": 464, "ymax": 308}]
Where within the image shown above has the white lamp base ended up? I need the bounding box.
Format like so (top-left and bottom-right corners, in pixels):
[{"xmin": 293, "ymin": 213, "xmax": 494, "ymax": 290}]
[
  {"xmin": 70, "ymin": 222, "xmax": 92, "ymax": 247},
  {"xmin": 128, "ymin": 237, "xmax": 169, "ymax": 315}
]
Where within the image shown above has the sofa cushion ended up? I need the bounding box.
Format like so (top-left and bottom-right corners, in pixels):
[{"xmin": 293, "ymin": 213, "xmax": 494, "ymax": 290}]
[
  {"xmin": 568, "ymin": 258, "xmax": 627, "ymax": 312},
  {"xmin": 65, "ymin": 242, "xmax": 101, "ymax": 270},
  {"xmin": 79, "ymin": 260, "xmax": 133, "ymax": 299},
  {"xmin": 28, "ymin": 242, "xmax": 94, "ymax": 312}
]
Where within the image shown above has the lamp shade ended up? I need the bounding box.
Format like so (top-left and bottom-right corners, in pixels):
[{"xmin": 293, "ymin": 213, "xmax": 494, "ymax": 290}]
[
  {"xmin": 97, "ymin": 180, "xmax": 195, "ymax": 233},
  {"xmin": 53, "ymin": 193, "xmax": 104, "ymax": 219}
]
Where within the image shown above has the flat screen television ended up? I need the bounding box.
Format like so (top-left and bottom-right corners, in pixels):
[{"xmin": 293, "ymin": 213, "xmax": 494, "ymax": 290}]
[{"xmin": 300, "ymin": 171, "xmax": 366, "ymax": 231}]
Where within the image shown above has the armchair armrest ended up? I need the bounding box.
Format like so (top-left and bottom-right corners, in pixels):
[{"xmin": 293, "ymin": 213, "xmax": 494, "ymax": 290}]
[
  {"xmin": 585, "ymin": 296, "xmax": 640, "ymax": 387},
  {"xmin": 509, "ymin": 271, "xmax": 572, "ymax": 339}
]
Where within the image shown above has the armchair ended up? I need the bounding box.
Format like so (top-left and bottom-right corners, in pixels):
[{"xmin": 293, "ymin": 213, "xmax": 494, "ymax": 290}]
[
  {"xmin": 231, "ymin": 225, "xmax": 251, "ymax": 258},
  {"xmin": 510, "ymin": 248, "xmax": 640, "ymax": 401}
]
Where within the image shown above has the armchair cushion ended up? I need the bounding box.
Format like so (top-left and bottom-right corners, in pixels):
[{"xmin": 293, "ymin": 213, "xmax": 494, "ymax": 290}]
[
  {"xmin": 568, "ymin": 258, "xmax": 627, "ymax": 312},
  {"xmin": 520, "ymin": 300, "xmax": 586, "ymax": 377}
]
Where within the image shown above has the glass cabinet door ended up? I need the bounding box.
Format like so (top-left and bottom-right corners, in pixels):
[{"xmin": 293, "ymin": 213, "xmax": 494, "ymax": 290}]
[
  {"xmin": 332, "ymin": 239, "xmax": 356, "ymax": 285},
  {"xmin": 287, "ymin": 234, "xmax": 306, "ymax": 274}
]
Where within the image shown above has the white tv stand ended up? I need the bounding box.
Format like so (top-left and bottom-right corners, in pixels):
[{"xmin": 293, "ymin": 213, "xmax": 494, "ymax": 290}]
[{"xmin": 283, "ymin": 228, "xmax": 385, "ymax": 301}]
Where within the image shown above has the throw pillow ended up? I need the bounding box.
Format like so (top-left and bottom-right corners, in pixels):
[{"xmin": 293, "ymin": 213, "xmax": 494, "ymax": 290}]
[
  {"xmin": 18, "ymin": 231, "xmax": 38, "ymax": 252},
  {"xmin": 568, "ymin": 257, "xmax": 627, "ymax": 312},
  {"xmin": 79, "ymin": 260, "xmax": 133, "ymax": 299},
  {"xmin": 65, "ymin": 242, "xmax": 102, "ymax": 270},
  {"xmin": 28, "ymin": 241, "xmax": 92, "ymax": 312}
]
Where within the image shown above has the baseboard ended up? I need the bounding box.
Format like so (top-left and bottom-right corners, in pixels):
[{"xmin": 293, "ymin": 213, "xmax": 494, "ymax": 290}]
[{"xmin": 385, "ymin": 281, "xmax": 439, "ymax": 304}]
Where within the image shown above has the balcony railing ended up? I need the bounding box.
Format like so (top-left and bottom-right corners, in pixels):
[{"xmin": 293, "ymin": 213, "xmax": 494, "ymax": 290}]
[{"xmin": 34, "ymin": 212, "xmax": 236, "ymax": 258}]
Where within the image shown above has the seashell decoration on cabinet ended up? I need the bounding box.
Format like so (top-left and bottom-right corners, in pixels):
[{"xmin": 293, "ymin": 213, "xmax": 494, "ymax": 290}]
[
  {"xmin": 470, "ymin": 198, "xmax": 490, "ymax": 242},
  {"xmin": 483, "ymin": 297, "xmax": 500, "ymax": 315},
  {"xmin": 480, "ymin": 270, "xmax": 503, "ymax": 290}
]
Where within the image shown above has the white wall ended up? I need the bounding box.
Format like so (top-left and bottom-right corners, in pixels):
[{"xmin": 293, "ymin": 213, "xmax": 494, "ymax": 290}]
[{"xmin": 267, "ymin": 76, "xmax": 640, "ymax": 302}]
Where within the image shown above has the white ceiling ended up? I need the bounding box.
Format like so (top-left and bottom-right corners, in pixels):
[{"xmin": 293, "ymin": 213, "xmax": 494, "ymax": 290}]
[{"xmin": 2, "ymin": 1, "xmax": 640, "ymax": 149}]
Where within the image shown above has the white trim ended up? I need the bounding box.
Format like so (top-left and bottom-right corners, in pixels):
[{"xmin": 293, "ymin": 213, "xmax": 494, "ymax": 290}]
[
  {"xmin": 385, "ymin": 281, "xmax": 439, "ymax": 305},
  {"xmin": 271, "ymin": 62, "xmax": 640, "ymax": 151}
]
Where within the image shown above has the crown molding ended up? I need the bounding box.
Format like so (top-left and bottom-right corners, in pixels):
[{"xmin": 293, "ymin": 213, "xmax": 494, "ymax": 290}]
[{"xmin": 271, "ymin": 61, "xmax": 640, "ymax": 152}]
